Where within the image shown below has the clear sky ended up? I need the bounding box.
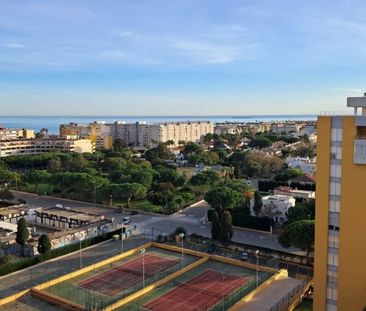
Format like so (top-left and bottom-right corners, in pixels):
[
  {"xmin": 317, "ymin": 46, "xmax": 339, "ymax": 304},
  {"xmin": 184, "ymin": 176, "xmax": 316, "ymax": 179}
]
[{"xmin": 1, "ymin": 0, "xmax": 366, "ymax": 116}]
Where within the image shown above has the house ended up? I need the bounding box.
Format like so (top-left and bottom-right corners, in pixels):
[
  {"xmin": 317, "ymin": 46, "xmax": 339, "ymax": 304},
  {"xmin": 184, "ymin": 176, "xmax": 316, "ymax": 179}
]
[{"xmin": 251, "ymin": 194, "xmax": 296, "ymax": 224}]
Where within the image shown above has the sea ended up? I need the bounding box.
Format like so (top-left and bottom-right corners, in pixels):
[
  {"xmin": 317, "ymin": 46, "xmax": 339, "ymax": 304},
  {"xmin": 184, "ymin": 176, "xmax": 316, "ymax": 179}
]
[{"xmin": 0, "ymin": 115, "xmax": 317, "ymax": 135}]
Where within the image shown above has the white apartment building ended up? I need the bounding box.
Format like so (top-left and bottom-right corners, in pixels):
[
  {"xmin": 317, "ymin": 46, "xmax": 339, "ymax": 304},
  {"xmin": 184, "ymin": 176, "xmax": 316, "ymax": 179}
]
[
  {"xmin": 110, "ymin": 121, "xmax": 214, "ymax": 148},
  {"xmin": 0, "ymin": 128, "xmax": 35, "ymax": 141},
  {"xmin": 251, "ymin": 194, "xmax": 296, "ymax": 224},
  {"xmin": 0, "ymin": 139, "xmax": 94, "ymax": 157},
  {"xmin": 286, "ymin": 156, "xmax": 317, "ymax": 175},
  {"xmin": 271, "ymin": 122, "xmax": 303, "ymax": 134}
]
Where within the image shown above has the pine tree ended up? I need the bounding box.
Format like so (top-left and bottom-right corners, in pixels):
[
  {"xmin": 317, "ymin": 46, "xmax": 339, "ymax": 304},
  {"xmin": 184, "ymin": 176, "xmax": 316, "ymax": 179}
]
[
  {"xmin": 219, "ymin": 211, "xmax": 233, "ymax": 244},
  {"xmin": 16, "ymin": 218, "xmax": 29, "ymax": 257},
  {"xmin": 253, "ymin": 191, "xmax": 263, "ymax": 217},
  {"xmin": 211, "ymin": 211, "xmax": 220, "ymax": 240},
  {"xmin": 37, "ymin": 234, "xmax": 51, "ymax": 257}
]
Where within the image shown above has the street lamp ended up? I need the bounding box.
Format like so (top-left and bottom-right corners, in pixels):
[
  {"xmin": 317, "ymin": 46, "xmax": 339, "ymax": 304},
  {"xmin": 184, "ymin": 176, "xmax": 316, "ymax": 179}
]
[
  {"xmin": 179, "ymin": 233, "xmax": 185, "ymax": 265},
  {"xmin": 141, "ymin": 248, "xmax": 146, "ymax": 288},
  {"xmin": 79, "ymin": 237, "xmax": 84, "ymax": 269},
  {"xmin": 121, "ymin": 225, "xmax": 124, "ymax": 253},
  {"xmin": 255, "ymin": 249, "xmax": 259, "ymax": 288}
]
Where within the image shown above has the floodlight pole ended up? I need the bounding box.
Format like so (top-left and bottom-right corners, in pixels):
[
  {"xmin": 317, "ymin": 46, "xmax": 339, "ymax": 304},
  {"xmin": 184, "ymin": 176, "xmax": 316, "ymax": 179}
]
[
  {"xmin": 121, "ymin": 225, "xmax": 124, "ymax": 253},
  {"xmin": 255, "ymin": 249, "xmax": 259, "ymax": 288},
  {"xmin": 179, "ymin": 233, "xmax": 185, "ymax": 265},
  {"xmin": 79, "ymin": 238, "xmax": 83, "ymax": 269},
  {"xmin": 141, "ymin": 248, "xmax": 146, "ymax": 288}
]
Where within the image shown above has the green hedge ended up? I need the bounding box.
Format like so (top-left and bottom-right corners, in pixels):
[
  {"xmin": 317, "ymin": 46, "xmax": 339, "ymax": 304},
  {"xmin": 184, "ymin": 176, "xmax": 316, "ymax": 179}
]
[{"xmin": 0, "ymin": 229, "xmax": 120, "ymax": 276}]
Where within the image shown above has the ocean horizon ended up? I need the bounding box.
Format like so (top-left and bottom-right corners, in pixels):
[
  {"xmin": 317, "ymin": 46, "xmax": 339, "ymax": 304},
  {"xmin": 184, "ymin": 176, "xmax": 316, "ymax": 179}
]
[{"xmin": 0, "ymin": 115, "xmax": 317, "ymax": 135}]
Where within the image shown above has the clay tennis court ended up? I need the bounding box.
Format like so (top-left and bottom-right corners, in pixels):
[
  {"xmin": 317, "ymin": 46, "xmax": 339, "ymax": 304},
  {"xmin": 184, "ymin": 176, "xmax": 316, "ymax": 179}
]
[
  {"xmin": 143, "ymin": 269, "xmax": 249, "ymax": 311},
  {"xmin": 78, "ymin": 253, "xmax": 179, "ymax": 297}
]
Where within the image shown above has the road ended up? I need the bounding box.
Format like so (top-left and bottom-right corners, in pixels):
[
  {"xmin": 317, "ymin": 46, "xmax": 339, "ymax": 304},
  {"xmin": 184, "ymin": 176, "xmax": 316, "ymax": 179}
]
[{"xmin": 13, "ymin": 191, "xmax": 303, "ymax": 255}]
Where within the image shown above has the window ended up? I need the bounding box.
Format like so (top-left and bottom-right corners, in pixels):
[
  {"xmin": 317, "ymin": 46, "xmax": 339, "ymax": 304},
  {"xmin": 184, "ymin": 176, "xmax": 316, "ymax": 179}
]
[
  {"xmin": 328, "ymin": 235, "xmax": 339, "ymax": 249},
  {"xmin": 331, "ymin": 146, "xmax": 342, "ymax": 160},
  {"xmin": 327, "ymin": 287, "xmax": 338, "ymax": 300},
  {"xmin": 330, "ymin": 165, "xmax": 341, "ymax": 178},
  {"xmin": 329, "ymin": 200, "xmax": 340, "ymax": 213},
  {"xmin": 328, "ymin": 253, "xmax": 339, "ymax": 266},
  {"xmin": 331, "ymin": 128, "xmax": 343, "ymax": 142},
  {"xmin": 330, "ymin": 182, "xmax": 341, "ymax": 195},
  {"xmin": 327, "ymin": 270, "xmax": 338, "ymax": 284}
]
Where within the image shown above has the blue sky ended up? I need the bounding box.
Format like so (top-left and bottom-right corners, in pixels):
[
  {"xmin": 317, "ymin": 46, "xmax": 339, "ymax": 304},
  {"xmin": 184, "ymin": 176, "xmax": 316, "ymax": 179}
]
[{"xmin": 1, "ymin": 0, "xmax": 366, "ymax": 115}]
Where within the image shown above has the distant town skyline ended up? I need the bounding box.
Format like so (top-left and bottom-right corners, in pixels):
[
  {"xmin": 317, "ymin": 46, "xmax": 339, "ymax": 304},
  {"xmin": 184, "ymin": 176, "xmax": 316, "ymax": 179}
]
[{"xmin": 1, "ymin": 0, "xmax": 366, "ymax": 115}]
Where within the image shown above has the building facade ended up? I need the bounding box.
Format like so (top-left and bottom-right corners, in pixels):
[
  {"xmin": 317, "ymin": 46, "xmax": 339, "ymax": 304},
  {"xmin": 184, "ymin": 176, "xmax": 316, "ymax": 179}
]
[
  {"xmin": 0, "ymin": 128, "xmax": 35, "ymax": 141},
  {"xmin": 314, "ymin": 95, "xmax": 366, "ymax": 311},
  {"xmin": 0, "ymin": 138, "xmax": 94, "ymax": 157},
  {"xmin": 250, "ymin": 194, "xmax": 296, "ymax": 224},
  {"xmin": 60, "ymin": 122, "xmax": 113, "ymax": 149},
  {"xmin": 110, "ymin": 121, "xmax": 214, "ymax": 148}
]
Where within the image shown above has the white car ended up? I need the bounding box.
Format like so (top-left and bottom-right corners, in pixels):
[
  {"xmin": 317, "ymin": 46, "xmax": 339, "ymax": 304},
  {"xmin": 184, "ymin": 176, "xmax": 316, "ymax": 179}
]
[{"xmin": 122, "ymin": 217, "xmax": 131, "ymax": 225}]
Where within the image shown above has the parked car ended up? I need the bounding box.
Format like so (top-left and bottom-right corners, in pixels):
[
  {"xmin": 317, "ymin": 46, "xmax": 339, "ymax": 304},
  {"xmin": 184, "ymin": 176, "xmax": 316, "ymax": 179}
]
[
  {"xmin": 130, "ymin": 210, "xmax": 138, "ymax": 215},
  {"xmin": 122, "ymin": 217, "xmax": 131, "ymax": 225},
  {"xmin": 239, "ymin": 252, "xmax": 249, "ymax": 261}
]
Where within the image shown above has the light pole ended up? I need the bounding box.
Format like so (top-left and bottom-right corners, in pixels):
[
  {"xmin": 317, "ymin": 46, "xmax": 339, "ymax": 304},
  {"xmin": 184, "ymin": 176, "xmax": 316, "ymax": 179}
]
[
  {"xmin": 141, "ymin": 248, "xmax": 145, "ymax": 288},
  {"xmin": 255, "ymin": 249, "xmax": 259, "ymax": 288},
  {"xmin": 79, "ymin": 237, "xmax": 83, "ymax": 269},
  {"xmin": 121, "ymin": 225, "xmax": 124, "ymax": 253},
  {"xmin": 179, "ymin": 233, "xmax": 184, "ymax": 265}
]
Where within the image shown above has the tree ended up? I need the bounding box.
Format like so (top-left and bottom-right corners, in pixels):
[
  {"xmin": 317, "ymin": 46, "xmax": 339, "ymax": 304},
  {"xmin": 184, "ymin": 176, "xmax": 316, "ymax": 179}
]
[
  {"xmin": 278, "ymin": 220, "xmax": 315, "ymax": 264},
  {"xmin": 16, "ymin": 218, "xmax": 29, "ymax": 257},
  {"xmin": 204, "ymin": 187, "xmax": 242, "ymax": 215},
  {"xmin": 253, "ymin": 191, "xmax": 263, "ymax": 217},
  {"xmin": 123, "ymin": 183, "xmax": 147, "ymax": 208},
  {"xmin": 190, "ymin": 171, "xmax": 220, "ymax": 187},
  {"xmin": 248, "ymin": 136, "xmax": 272, "ymax": 149},
  {"xmin": 37, "ymin": 234, "xmax": 51, "ymax": 257},
  {"xmin": 219, "ymin": 211, "xmax": 233, "ymax": 244},
  {"xmin": 211, "ymin": 211, "xmax": 220, "ymax": 240},
  {"xmin": 46, "ymin": 157, "xmax": 62, "ymax": 173},
  {"xmin": 286, "ymin": 199, "xmax": 315, "ymax": 225}
]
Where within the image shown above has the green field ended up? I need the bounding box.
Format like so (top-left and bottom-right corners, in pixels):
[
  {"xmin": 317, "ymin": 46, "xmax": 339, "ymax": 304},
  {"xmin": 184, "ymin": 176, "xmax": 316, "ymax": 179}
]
[{"xmin": 25, "ymin": 183, "xmax": 54, "ymax": 195}]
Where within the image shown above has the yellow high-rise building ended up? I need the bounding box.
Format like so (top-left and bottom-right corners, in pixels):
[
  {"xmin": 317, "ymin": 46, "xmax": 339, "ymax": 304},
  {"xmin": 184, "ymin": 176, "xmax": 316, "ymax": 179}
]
[{"xmin": 314, "ymin": 95, "xmax": 366, "ymax": 311}]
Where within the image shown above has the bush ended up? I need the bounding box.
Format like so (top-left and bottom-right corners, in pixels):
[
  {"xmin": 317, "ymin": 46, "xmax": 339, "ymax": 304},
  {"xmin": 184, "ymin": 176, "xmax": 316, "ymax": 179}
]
[{"xmin": 174, "ymin": 226, "xmax": 187, "ymax": 237}]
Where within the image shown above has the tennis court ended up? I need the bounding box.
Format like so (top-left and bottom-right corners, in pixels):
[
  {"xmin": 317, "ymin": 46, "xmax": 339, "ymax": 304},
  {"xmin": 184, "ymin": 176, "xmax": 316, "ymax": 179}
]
[
  {"xmin": 44, "ymin": 247, "xmax": 199, "ymax": 309},
  {"xmin": 144, "ymin": 269, "xmax": 248, "ymax": 311},
  {"xmin": 78, "ymin": 253, "xmax": 179, "ymax": 297},
  {"xmin": 122, "ymin": 259, "xmax": 274, "ymax": 311}
]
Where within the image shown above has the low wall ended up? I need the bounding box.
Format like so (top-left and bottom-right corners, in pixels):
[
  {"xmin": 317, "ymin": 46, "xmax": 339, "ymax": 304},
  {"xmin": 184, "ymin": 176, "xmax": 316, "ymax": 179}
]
[
  {"xmin": 31, "ymin": 288, "xmax": 84, "ymax": 311},
  {"xmin": 0, "ymin": 289, "xmax": 30, "ymax": 306}
]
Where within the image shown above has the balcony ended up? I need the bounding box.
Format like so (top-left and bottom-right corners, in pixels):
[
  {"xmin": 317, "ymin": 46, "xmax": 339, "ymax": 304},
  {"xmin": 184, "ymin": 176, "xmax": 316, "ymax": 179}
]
[{"xmin": 354, "ymin": 137, "xmax": 366, "ymax": 164}]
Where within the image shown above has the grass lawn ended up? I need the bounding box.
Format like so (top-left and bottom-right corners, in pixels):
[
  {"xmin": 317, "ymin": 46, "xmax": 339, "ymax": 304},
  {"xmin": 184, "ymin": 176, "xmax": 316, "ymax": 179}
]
[
  {"xmin": 26, "ymin": 183, "xmax": 54, "ymax": 195},
  {"xmin": 177, "ymin": 167, "xmax": 196, "ymax": 179},
  {"xmin": 107, "ymin": 199, "xmax": 163, "ymax": 213},
  {"xmin": 295, "ymin": 299, "xmax": 313, "ymax": 311}
]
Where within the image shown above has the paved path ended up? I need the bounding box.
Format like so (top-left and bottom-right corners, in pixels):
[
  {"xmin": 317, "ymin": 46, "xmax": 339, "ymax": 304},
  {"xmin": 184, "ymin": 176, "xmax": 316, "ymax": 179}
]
[
  {"xmin": 230, "ymin": 275, "xmax": 305, "ymax": 311},
  {"xmin": 13, "ymin": 192, "xmax": 304, "ymax": 255}
]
